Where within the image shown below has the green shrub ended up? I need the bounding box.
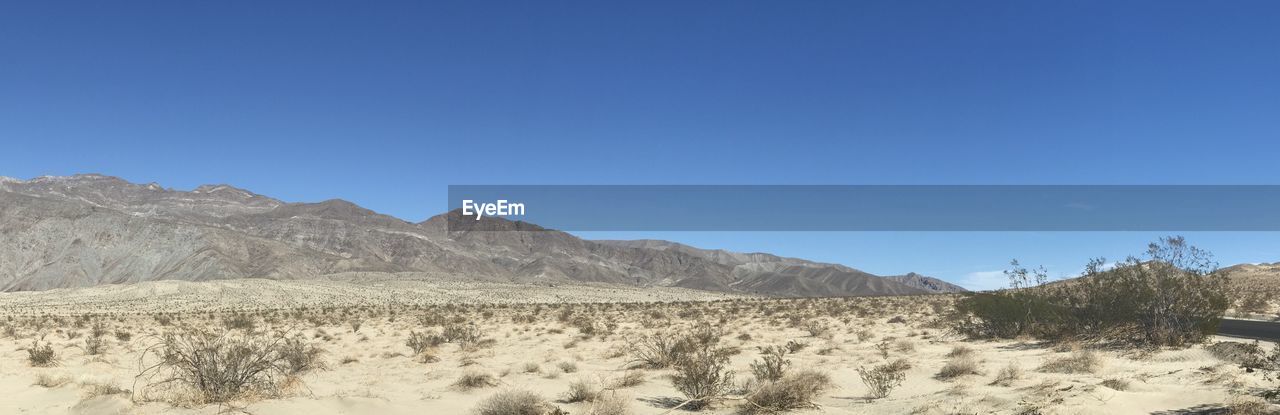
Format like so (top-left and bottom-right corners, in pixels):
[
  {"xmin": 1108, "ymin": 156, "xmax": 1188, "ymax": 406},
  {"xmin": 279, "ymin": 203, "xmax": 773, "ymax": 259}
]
[{"xmin": 954, "ymin": 237, "xmax": 1228, "ymax": 347}]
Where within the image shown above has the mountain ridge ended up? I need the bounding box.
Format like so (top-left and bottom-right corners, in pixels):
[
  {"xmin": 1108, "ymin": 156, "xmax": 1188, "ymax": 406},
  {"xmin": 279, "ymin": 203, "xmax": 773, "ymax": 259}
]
[{"xmin": 0, "ymin": 174, "xmax": 965, "ymax": 296}]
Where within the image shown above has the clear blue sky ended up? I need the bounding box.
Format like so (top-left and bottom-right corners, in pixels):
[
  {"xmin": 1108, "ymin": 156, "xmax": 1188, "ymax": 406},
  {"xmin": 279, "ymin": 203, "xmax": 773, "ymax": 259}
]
[{"xmin": 3, "ymin": 1, "xmax": 1278, "ymax": 289}]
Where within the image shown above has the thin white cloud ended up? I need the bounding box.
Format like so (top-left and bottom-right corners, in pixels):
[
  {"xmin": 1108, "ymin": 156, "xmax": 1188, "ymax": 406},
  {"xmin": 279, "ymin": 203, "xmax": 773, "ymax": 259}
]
[{"xmin": 958, "ymin": 270, "xmax": 1008, "ymax": 291}]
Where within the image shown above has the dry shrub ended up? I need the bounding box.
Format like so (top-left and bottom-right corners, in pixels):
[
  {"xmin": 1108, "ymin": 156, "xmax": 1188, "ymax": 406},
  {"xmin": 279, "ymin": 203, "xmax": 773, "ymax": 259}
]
[
  {"xmin": 945, "ymin": 345, "xmax": 974, "ymax": 358},
  {"xmin": 1207, "ymin": 341, "xmax": 1265, "ymax": 366},
  {"xmin": 885, "ymin": 358, "xmax": 913, "ymax": 372},
  {"xmin": 585, "ymin": 391, "xmax": 632, "ymax": 415},
  {"xmin": 610, "ymin": 371, "xmax": 646, "ymax": 388},
  {"xmin": 1039, "ymin": 349, "xmax": 1102, "ymax": 374},
  {"xmin": 1100, "ymin": 378, "xmax": 1130, "ymax": 391},
  {"xmin": 406, "ymin": 331, "xmax": 444, "ymax": 355},
  {"xmin": 628, "ymin": 332, "xmax": 684, "ymax": 369},
  {"xmin": 453, "ymin": 371, "xmax": 498, "ymax": 390},
  {"xmin": 562, "ymin": 379, "xmax": 599, "ymax": 403},
  {"xmin": 741, "ymin": 370, "xmax": 832, "ymax": 414},
  {"xmin": 670, "ymin": 333, "xmax": 735, "ymax": 410},
  {"xmin": 936, "ymin": 356, "xmax": 981, "ymax": 380},
  {"xmin": 990, "ymin": 362, "xmax": 1023, "ymax": 386},
  {"xmin": 34, "ymin": 374, "xmax": 71, "ymax": 388},
  {"xmin": 474, "ymin": 389, "xmax": 558, "ymax": 415},
  {"xmin": 750, "ymin": 346, "xmax": 791, "ymax": 382},
  {"xmin": 139, "ymin": 330, "xmax": 323, "ymax": 404},
  {"xmin": 27, "ymin": 338, "xmax": 58, "ymax": 367},
  {"xmin": 557, "ymin": 361, "xmax": 579, "ymax": 373},
  {"xmin": 858, "ymin": 363, "xmax": 906, "ymax": 399},
  {"xmin": 279, "ymin": 336, "xmax": 326, "ymax": 375},
  {"xmin": 85, "ymin": 381, "xmax": 130, "ymax": 398},
  {"xmin": 442, "ymin": 322, "xmax": 481, "ymax": 344},
  {"xmin": 1226, "ymin": 395, "xmax": 1271, "ymax": 415}
]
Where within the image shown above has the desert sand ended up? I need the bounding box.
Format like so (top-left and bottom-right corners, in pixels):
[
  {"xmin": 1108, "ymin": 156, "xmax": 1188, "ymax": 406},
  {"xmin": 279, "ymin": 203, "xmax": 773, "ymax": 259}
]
[{"xmin": 0, "ymin": 278, "xmax": 1272, "ymax": 414}]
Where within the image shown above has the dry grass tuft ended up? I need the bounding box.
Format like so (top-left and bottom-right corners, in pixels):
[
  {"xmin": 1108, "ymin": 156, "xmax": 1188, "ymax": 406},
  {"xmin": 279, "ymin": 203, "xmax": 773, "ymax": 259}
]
[
  {"xmin": 1039, "ymin": 349, "xmax": 1102, "ymax": 374},
  {"xmin": 452, "ymin": 371, "xmax": 498, "ymax": 390},
  {"xmin": 741, "ymin": 369, "xmax": 832, "ymax": 414},
  {"xmin": 562, "ymin": 379, "xmax": 599, "ymax": 403},
  {"xmin": 936, "ymin": 356, "xmax": 982, "ymax": 380},
  {"xmin": 990, "ymin": 361, "xmax": 1023, "ymax": 386},
  {"xmin": 474, "ymin": 389, "xmax": 557, "ymax": 415}
]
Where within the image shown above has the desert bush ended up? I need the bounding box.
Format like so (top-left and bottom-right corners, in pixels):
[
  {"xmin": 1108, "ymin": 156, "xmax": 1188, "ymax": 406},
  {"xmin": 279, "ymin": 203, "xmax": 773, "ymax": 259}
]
[
  {"xmin": 741, "ymin": 370, "xmax": 832, "ymax": 414},
  {"xmin": 27, "ymin": 338, "xmax": 58, "ymax": 367},
  {"xmin": 885, "ymin": 358, "xmax": 912, "ymax": 372},
  {"xmin": 562, "ymin": 379, "xmax": 599, "ymax": 403},
  {"xmin": 990, "ymin": 362, "xmax": 1023, "ymax": 386},
  {"xmin": 936, "ymin": 356, "xmax": 981, "ymax": 380},
  {"xmin": 1226, "ymin": 395, "xmax": 1270, "ymax": 415},
  {"xmin": 474, "ymin": 390, "xmax": 557, "ymax": 415},
  {"xmin": 1039, "ymin": 349, "xmax": 1102, "ymax": 374},
  {"xmin": 1100, "ymin": 378, "xmax": 1130, "ymax": 391},
  {"xmin": 670, "ymin": 337, "xmax": 735, "ymax": 410},
  {"xmin": 954, "ymin": 237, "xmax": 1229, "ymax": 347},
  {"xmin": 874, "ymin": 341, "xmax": 891, "ymax": 359},
  {"xmin": 442, "ymin": 322, "xmax": 481, "ymax": 344},
  {"xmin": 223, "ymin": 314, "xmax": 256, "ymax": 331},
  {"xmin": 610, "ymin": 371, "xmax": 646, "ymax": 388},
  {"xmin": 279, "ymin": 336, "xmax": 326, "ymax": 375},
  {"xmin": 406, "ymin": 331, "xmax": 444, "ymax": 355},
  {"xmin": 750, "ymin": 346, "xmax": 791, "ymax": 382},
  {"xmin": 585, "ymin": 391, "xmax": 632, "ymax": 415},
  {"xmin": 557, "ymin": 361, "xmax": 578, "ymax": 373},
  {"xmin": 453, "ymin": 372, "xmax": 498, "ymax": 390},
  {"xmin": 858, "ymin": 363, "xmax": 906, "ymax": 399},
  {"xmin": 628, "ymin": 329, "xmax": 706, "ymax": 369},
  {"xmin": 1240, "ymin": 343, "xmax": 1280, "ymax": 401},
  {"xmin": 84, "ymin": 335, "xmax": 106, "ymax": 356},
  {"xmin": 141, "ymin": 330, "xmax": 301, "ymax": 403},
  {"xmin": 34, "ymin": 373, "xmax": 70, "ymax": 387},
  {"xmin": 802, "ymin": 321, "xmax": 829, "ymax": 337},
  {"xmin": 1207, "ymin": 341, "xmax": 1266, "ymax": 367},
  {"xmin": 945, "ymin": 345, "xmax": 974, "ymax": 358}
]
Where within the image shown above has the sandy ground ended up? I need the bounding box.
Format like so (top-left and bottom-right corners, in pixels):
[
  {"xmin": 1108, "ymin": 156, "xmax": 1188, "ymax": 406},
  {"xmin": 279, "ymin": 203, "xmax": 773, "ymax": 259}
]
[{"xmin": 0, "ymin": 280, "xmax": 1274, "ymax": 414}]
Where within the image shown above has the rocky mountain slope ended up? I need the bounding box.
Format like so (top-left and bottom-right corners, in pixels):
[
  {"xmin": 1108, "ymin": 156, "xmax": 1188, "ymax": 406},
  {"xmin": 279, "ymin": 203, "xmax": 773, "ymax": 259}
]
[
  {"xmin": 596, "ymin": 240, "xmax": 967, "ymax": 294},
  {"xmin": 0, "ymin": 174, "xmax": 963, "ymax": 296}
]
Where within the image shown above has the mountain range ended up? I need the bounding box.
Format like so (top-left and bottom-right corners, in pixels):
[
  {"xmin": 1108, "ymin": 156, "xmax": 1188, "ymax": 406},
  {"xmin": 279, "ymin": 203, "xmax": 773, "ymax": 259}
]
[{"xmin": 0, "ymin": 174, "xmax": 966, "ymax": 295}]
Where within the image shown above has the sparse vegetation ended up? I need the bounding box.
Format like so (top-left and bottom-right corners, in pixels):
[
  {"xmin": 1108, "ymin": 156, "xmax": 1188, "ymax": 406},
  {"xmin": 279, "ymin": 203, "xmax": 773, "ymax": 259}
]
[
  {"xmin": 1039, "ymin": 349, "xmax": 1102, "ymax": 374},
  {"xmin": 750, "ymin": 345, "xmax": 791, "ymax": 382},
  {"xmin": 27, "ymin": 338, "xmax": 58, "ymax": 367},
  {"xmin": 453, "ymin": 372, "xmax": 498, "ymax": 390},
  {"xmin": 562, "ymin": 379, "xmax": 599, "ymax": 403},
  {"xmin": 474, "ymin": 390, "xmax": 557, "ymax": 415},
  {"xmin": 936, "ymin": 356, "xmax": 981, "ymax": 380},
  {"xmin": 955, "ymin": 237, "xmax": 1229, "ymax": 347},
  {"xmin": 139, "ymin": 330, "xmax": 313, "ymax": 403},
  {"xmin": 741, "ymin": 370, "xmax": 832, "ymax": 414},
  {"xmin": 0, "ymin": 273, "xmax": 1259, "ymax": 413},
  {"xmin": 858, "ymin": 363, "xmax": 906, "ymax": 399}
]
